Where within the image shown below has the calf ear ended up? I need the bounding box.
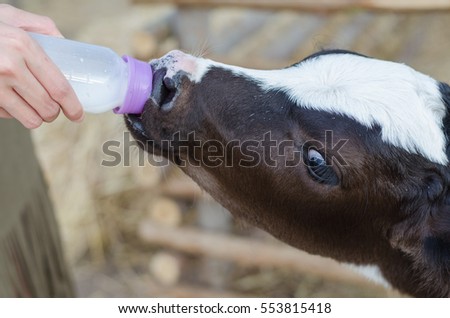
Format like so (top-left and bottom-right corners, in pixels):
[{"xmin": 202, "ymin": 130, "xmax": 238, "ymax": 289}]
[
  {"xmin": 428, "ymin": 82, "xmax": 450, "ymax": 268},
  {"xmin": 440, "ymin": 82, "xmax": 450, "ymax": 108},
  {"xmin": 423, "ymin": 202, "xmax": 450, "ymax": 269},
  {"xmin": 391, "ymin": 171, "xmax": 450, "ymax": 272},
  {"xmin": 421, "ymin": 170, "xmax": 450, "ymax": 269},
  {"xmin": 440, "ymin": 82, "xmax": 450, "ymax": 139}
]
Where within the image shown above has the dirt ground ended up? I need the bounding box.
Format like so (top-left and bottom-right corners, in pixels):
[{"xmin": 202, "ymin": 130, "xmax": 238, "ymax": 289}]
[{"xmin": 9, "ymin": 0, "xmax": 447, "ymax": 297}]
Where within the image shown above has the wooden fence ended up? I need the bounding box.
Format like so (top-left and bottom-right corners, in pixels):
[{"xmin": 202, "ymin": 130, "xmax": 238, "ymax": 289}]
[{"xmin": 134, "ymin": 0, "xmax": 450, "ymax": 11}]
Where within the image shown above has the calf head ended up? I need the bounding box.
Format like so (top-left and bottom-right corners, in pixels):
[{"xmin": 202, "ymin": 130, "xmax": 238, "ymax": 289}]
[{"xmin": 125, "ymin": 50, "xmax": 450, "ymax": 297}]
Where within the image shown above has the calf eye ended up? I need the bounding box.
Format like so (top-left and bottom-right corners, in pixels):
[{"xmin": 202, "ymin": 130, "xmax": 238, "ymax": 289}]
[{"xmin": 306, "ymin": 149, "xmax": 339, "ymax": 185}]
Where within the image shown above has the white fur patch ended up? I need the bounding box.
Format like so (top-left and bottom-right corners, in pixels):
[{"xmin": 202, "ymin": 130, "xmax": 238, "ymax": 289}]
[
  {"xmin": 344, "ymin": 264, "xmax": 391, "ymax": 289},
  {"xmin": 152, "ymin": 50, "xmax": 210, "ymax": 84},
  {"xmin": 194, "ymin": 54, "xmax": 448, "ymax": 164}
]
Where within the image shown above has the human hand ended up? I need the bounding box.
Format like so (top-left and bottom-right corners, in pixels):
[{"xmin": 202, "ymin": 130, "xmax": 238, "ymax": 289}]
[{"xmin": 0, "ymin": 4, "xmax": 83, "ymax": 128}]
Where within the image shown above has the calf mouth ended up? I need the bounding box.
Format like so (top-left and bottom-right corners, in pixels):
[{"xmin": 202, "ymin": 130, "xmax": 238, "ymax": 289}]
[
  {"xmin": 124, "ymin": 63, "xmax": 179, "ymax": 143},
  {"xmin": 124, "ymin": 114, "xmax": 148, "ymax": 141}
]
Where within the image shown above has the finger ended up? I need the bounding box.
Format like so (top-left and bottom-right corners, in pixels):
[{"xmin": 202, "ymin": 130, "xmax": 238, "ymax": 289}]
[
  {"xmin": 0, "ymin": 107, "xmax": 12, "ymax": 118},
  {"xmin": 1, "ymin": 90, "xmax": 43, "ymax": 129},
  {"xmin": 25, "ymin": 38, "xmax": 84, "ymax": 122},
  {"xmin": 0, "ymin": 4, "xmax": 62, "ymax": 37},
  {"xmin": 12, "ymin": 67, "xmax": 61, "ymax": 122}
]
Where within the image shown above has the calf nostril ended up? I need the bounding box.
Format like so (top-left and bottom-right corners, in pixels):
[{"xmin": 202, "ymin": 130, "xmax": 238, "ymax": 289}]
[
  {"xmin": 163, "ymin": 77, "xmax": 176, "ymax": 91},
  {"xmin": 161, "ymin": 76, "xmax": 178, "ymax": 108},
  {"xmin": 150, "ymin": 69, "xmax": 179, "ymax": 109},
  {"xmin": 150, "ymin": 68, "xmax": 168, "ymax": 107}
]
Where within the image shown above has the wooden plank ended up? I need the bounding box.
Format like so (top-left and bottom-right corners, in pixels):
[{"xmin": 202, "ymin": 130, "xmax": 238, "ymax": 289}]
[
  {"xmin": 138, "ymin": 220, "xmax": 383, "ymax": 288},
  {"xmin": 133, "ymin": 0, "xmax": 450, "ymax": 11}
]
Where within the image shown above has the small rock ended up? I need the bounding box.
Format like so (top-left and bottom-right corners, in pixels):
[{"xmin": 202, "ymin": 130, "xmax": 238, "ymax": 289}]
[
  {"xmin": 149, "ymin": 198, "xmax": 182, "ymax": 227},
  {"xmin": 149, "ymin": 252, "xmax": 181, "ymax": 286}
]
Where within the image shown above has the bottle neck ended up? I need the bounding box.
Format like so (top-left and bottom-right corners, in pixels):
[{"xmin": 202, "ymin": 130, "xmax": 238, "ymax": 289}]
[{"xmin": 113, "ymin": 56, "xmax": 153, "ymax": 114}]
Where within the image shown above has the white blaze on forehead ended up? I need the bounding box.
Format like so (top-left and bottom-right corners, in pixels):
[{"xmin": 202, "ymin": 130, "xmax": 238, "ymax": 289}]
[
  {"xmin": 153, "ymin": 50, "xmax": 209, "ymax": 83},
  {"xmin": 194, "ymin": 54, "xmax": 448, "ymax": 165}
]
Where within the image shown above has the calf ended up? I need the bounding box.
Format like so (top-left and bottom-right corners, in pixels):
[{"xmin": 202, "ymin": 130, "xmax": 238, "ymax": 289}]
[{"xmin": 125, "ymin": 50, "xmax": 450, "ymax": 297}]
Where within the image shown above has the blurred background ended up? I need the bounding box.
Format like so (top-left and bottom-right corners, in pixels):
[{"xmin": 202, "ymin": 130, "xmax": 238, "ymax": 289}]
[{"xmin": 6, "ymin": 0, "xmax": 450, "ymax": 297}]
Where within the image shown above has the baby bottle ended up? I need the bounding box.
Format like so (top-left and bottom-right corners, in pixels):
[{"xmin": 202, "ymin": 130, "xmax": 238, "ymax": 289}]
[{"xmin": 29, "ymin": 32, "xmax": 153, "ymax": 114}]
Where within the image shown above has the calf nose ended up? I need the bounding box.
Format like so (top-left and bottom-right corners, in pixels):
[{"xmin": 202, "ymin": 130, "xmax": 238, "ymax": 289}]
[{"xmin": 149, "ymin": 50, "xmax": 200, "ymax": 109}]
